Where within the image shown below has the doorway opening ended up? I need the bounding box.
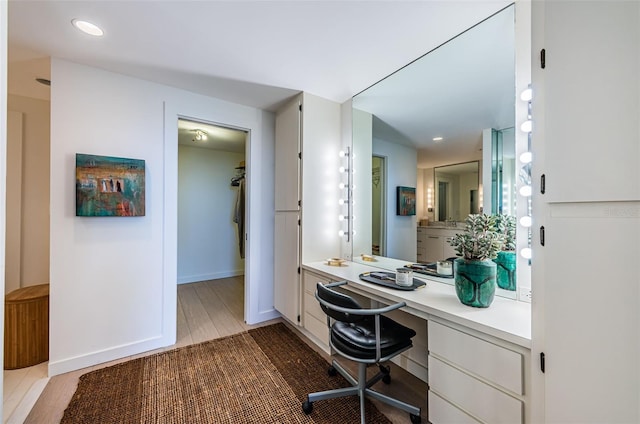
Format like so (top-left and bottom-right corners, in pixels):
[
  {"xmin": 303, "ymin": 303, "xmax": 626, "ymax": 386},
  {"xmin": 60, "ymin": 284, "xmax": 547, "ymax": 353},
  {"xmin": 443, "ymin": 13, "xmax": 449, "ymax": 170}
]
[
  {"xmin": 176, "ymin": 118, "xmax": 248, "ymax": 334},
  {"xmin": 372, "ymin": 155, "xmax": 386, "ymax": 256}
]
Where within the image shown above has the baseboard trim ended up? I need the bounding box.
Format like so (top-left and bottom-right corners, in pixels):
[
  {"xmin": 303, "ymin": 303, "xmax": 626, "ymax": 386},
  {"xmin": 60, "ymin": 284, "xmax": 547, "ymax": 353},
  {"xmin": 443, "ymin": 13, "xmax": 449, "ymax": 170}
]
[
  {"xmin": 6, "ymin": 377, "xmax": 50, "ymax": 424},
  {"xmin": 247, "ymin": 308, "xmax": 281, "ymax": 325},
  {"xmin": 177, "ymin": 270, "xmax": 244, "ymax": 284},
  {"xmin": 48, "ymin": 334, "xmax": 171, "ymax": 377}
]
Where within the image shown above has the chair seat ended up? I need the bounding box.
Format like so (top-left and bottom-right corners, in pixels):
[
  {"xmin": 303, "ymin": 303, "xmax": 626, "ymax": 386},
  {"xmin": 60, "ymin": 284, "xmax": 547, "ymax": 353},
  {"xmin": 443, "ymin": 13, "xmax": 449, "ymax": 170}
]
[{"xmin": 331, "ymin": 316, "xmax": 416, "ymax": 360}]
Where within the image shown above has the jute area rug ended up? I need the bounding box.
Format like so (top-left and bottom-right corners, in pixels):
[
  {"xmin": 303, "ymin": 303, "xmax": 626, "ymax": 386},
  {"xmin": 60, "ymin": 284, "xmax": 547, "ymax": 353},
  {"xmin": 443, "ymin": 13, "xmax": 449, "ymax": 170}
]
[{"xmin": 61, "ymin": 322, "xmax": 391, "ymax": 423}]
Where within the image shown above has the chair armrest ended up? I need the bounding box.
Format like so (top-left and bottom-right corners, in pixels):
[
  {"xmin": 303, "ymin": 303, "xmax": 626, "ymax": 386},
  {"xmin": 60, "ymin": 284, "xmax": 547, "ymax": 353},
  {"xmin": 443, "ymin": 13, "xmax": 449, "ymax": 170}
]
[{"xmin": 315, "ymin": 287, "xmax": 406, "ymax": 315}]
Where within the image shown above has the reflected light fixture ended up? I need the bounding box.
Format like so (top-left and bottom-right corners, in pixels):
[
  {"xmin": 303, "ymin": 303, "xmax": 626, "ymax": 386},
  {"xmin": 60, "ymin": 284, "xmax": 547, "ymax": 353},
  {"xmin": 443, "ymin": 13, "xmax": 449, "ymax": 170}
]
[
  {"xmin": 72, "ymin": 19, "xmax": 104, "ymax": 36},
  {"xmin": 194, "ymin": 130, "xmax": 207, "ymax": 141},
  {"xmin": 433, "ymin": 137, "xmax": 444, "ymax": 141}
]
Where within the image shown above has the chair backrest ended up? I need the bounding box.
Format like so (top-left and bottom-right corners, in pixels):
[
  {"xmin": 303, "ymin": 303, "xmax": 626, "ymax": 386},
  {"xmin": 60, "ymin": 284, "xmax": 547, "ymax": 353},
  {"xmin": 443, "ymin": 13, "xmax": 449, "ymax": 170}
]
[{"xmin": 316, "ymin": 283, "xmax": 365, "ymax": 324}]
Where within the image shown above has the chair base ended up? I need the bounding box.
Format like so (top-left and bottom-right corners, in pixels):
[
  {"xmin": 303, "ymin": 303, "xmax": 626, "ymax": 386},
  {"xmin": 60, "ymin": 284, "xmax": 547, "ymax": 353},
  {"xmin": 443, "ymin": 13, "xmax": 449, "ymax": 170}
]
[{"xmin": 303, "ymin": 359, "xmax": 421, "ymax": 424}]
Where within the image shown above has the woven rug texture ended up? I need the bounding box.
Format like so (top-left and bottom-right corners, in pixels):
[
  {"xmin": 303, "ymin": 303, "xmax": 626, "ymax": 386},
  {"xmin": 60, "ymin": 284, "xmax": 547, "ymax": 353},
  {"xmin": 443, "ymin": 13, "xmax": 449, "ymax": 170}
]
[{"xmin": 61, "ymin": 322, "xmax": 391, "ymax": 423}]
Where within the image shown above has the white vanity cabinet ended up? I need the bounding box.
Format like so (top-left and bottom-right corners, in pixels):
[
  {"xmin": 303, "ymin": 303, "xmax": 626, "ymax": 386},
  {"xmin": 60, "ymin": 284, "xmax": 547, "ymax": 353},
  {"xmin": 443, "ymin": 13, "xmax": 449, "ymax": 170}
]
[
  {"xmin": 428, "ymin": 320, "xmax": 529, "ymax": 424},
  {"xmin": 302, "ymin": 271, "xmax": 332, "ymax": 352},
  {"xmin": 417, "ymin": 227, "xmax": 459, "ymax": 263}
]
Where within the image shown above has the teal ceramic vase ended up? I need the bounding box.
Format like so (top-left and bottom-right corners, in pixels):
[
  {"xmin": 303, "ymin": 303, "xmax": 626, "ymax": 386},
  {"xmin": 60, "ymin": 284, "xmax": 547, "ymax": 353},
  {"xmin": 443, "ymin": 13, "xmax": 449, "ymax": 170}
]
[
  {"xmin": 495, "ymin": 251, "xmax": 517, "ymax": 291},
  {"xmin": 453, "ymin": 258, "xmax": 497, "ymax": 308}
]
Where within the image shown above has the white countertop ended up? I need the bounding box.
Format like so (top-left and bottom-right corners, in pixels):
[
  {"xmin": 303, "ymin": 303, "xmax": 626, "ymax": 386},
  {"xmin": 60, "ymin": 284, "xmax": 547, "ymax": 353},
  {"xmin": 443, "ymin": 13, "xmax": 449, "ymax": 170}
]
[{"xmin": 303, "ymin": 260, "xmax": 531, "ymax": 348}]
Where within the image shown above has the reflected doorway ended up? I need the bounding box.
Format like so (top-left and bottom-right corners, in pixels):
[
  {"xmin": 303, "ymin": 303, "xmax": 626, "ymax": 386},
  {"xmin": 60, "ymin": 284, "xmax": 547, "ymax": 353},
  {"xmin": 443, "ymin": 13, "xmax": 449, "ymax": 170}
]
[{"xmin": 372, "ymin": 155, "xmax": 386, "ymax": 256}]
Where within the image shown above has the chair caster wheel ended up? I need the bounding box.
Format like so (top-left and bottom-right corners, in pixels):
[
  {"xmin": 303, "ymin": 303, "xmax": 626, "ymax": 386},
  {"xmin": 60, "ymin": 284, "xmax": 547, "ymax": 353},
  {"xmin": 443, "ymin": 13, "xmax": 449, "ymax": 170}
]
[
  {"xmin": 302, "ymin": 400, "xmax": 313, "ymax": 415},
  {"xmin": 328, "ymin": 366, "xmax": 337, "ymax": 376},
  {"xmin": 382, "ymin": 374, "xmax": 391, "ymax": 384},
  {"xmin": 410, "ymin": 413, "xmax": 421, "ymax": 423}
]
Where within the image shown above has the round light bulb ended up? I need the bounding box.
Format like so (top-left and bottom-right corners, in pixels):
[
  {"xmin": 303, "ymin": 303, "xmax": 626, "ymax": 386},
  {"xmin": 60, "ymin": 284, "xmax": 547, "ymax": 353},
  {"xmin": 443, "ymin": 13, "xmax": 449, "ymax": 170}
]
[
  {"xmin": 519, "ymin": 185, "xmax": 532, "ymax": 197},
  {"xmin": 338, "ymin": 230, "xmax": 345, "ymax": 237},
  {"xmin": 338, "ymin": 215, "xmax": 345, "ymax": 221},
  {"xmin": 520, "ymin": 88, "xmax": 533, "ymax": 102},
  {"xmin": 520, "ymin": 247, "xmax": 532, "ymax": 259},
  {"xmin": 520, "ymin": 151, "xmax": 533, "ymax": 164},
  {"xmin": 339, "ymin": 166, "xmax": 346, "ymax": 173},
  {"xmin": 338, "ymin": 199, "xmax": 345, "ymax": 205},
  {"xmin": 338, "ymin": 183, "xmax": 345, "ymax": 189},
  {"xmin": 520, "ymin": 120, "xmax": 532, "ymax": 133},
  {"xmin": 519, "ymin": 216, "xmax": 532, "ymax": 227},
  {"xmin": 339, "ymin": 150, "xmax": 346, "ymax": 157}
]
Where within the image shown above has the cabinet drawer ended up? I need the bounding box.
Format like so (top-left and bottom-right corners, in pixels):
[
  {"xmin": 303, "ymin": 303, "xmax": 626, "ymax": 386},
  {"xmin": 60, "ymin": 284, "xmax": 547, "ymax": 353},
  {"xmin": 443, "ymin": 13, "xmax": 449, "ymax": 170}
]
[
  {"xmin": 304, "ymin": 272, "xmax": 329, "ymax": 295},
  {"xmin": 428, "ymin": 321, "xmax": 523, "ymax": 394},
  {"xmin": 429, "ymin": 356, "xmax": 522, "ymax": 424},
  {"xmin": 304, "ymin": 311, "xmax": 329, "ymax": 349},
  {"xmin": 428, "ymin": 391, "xmax": 482, "ymax": 424},
  {"xmin": 304, "ymin": 292, "xmax": 326, "ymax": 322}
]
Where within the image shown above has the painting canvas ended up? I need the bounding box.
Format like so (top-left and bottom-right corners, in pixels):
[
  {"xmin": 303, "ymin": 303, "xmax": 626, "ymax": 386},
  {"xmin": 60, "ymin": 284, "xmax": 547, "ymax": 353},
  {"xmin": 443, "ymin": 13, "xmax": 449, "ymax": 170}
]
[
  {"xmin": 396, "ymin": 186, "xmax": 416, "ymax": 216},
  {"xmin": 76, "ymin": 154, "xmax": 145, "ymax": 217}
]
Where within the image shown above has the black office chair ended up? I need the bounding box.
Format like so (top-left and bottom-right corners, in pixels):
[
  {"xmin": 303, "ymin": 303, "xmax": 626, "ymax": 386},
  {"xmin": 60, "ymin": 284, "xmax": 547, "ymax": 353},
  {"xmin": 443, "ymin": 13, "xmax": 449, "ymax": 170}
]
[{"xmin": 302, "ymin": 281, "xmax": 421, "ymax": 424}]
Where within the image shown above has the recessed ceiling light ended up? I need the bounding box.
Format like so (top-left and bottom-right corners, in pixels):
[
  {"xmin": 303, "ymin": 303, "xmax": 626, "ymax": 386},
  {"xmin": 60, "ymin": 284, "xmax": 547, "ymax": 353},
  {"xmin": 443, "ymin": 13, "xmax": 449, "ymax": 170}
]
[
  {"xmin": 72, "ymin": 19, "xmax": 104, "ymax": 37},
  {"xmin": 433, "ymin": 137, "xmax": 443, "ymax": 141}
]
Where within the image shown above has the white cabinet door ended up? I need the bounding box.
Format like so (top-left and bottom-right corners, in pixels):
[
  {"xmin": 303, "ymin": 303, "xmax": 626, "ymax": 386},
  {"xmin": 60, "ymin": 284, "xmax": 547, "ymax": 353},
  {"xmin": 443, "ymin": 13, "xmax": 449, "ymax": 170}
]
[
  {"xmin": 532, "ymin": 2, "xmax": 640, "ymax": 422},
  {"xmin": 275, "ymin": 97, "xmax": 301, "ymax": 211},
  {"xmin": 274, "ymin": 211, "xmax": 300, "ymax": 325},
  {"xmin": 442, "ymin": 236, "xmax": 457, "ymax": 259},
  {"xmin": 540, "ymin": 1, "xmax": 639, "ymax": 202},
  {"xmin": 424, "ymin": 235, "xmax": 442, "ymax": 262},
  {"xmin": 539, "ymin": 204, "xmax": 640, "ymax": 423}
]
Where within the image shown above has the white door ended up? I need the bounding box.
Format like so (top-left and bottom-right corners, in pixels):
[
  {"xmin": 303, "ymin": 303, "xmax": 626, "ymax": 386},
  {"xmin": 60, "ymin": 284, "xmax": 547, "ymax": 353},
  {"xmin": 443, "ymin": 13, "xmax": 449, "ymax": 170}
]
[{"xmin": 532, "ymin": 2, "xmax": 640, "ymax": 422}]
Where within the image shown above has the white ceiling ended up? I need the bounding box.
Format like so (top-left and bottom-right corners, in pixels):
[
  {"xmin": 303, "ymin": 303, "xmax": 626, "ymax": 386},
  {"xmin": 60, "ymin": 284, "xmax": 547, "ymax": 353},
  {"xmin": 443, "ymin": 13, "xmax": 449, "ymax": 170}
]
[{"xmin": 7, "ymin": 0, "xmax": 512, "ymax": 111}]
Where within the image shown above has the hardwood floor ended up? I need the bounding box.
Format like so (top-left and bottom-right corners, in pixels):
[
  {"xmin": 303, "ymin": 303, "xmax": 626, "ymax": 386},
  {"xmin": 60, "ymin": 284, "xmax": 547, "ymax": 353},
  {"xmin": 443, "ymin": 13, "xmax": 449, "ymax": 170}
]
[{"xmin": 21, "ymin": 277, "xmax": 428, "ymax": 423}]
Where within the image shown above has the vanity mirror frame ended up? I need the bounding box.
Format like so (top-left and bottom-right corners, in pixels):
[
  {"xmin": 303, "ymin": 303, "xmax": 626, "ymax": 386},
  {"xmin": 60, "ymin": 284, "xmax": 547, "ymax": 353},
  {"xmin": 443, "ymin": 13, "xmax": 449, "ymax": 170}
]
[{"xmin": 348, "ymin": 2, "xmax": 532, "ymax": 301}]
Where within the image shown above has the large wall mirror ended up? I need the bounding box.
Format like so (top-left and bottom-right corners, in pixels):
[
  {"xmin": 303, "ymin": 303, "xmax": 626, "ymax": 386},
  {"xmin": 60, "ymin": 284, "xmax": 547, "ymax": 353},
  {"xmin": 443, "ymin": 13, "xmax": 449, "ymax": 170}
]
[{"xmin": 351, "ymin": 4, "xmax": 525, "ymax": 299}]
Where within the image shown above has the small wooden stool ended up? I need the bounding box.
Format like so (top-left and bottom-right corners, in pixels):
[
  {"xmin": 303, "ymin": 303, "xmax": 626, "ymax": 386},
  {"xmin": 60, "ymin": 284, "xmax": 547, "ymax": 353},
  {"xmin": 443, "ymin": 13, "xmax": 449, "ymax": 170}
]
[{"xmin": 4, "ymin": 284, "xmax": 50, "ymax": 369}]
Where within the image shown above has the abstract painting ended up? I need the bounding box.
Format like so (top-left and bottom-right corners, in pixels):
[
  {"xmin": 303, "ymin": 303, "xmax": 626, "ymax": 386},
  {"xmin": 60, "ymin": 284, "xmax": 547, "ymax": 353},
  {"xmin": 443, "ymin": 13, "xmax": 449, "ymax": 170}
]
[
  {"xmin": 76, "ymin": 154, "xmax": 145, "ymax": 217},
  {"xmin": 396, "ymin": 186, "xmax": 416, "ymax": 216}
]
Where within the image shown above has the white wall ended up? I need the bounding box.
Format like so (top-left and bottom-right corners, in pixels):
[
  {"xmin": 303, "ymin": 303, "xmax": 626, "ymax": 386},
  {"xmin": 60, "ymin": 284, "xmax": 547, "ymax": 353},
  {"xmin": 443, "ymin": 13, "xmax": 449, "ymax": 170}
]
[
  {"xmin": 372, "ymin": 136, "xmax": 417, "ymax": 261},
  {"xmin": 7, "ymin": 95, "xmax": 50, "ymax": 292},
  {"xmin": 1, "ymin": 0, "xmax": 8, "ymax": 413},
  {"xmin": 177, "ymin": 145, "xmax": 245, "ymax": 283},
  {"xmin": 5, "ymin": 110, "xmax": 21, "ymax": 294},
  {"xmin": 49, "ymin": 59, "xmax": 277, "ymax": 376},
  {"xmin": 300, "ymin": 93, "xmax": 342, "ymax": 262}
]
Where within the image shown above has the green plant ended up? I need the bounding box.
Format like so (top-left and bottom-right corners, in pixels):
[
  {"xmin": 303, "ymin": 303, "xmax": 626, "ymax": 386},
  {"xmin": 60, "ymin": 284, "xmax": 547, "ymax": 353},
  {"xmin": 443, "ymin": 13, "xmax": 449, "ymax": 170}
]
[
  {"xmin": 493, "ymin": 214, "xmax": 516, "ymax": 251},
  {"xmin": 449, "ymin": 214, "xmax": 504, "ymax": 261}
]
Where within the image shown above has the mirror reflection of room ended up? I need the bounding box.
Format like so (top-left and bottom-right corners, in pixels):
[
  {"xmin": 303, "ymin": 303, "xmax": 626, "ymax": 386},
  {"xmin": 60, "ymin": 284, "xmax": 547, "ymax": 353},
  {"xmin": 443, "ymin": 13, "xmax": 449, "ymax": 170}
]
[{"xmin": 351, "ymin": 5, "xmax": 517, "ymax": 298}]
